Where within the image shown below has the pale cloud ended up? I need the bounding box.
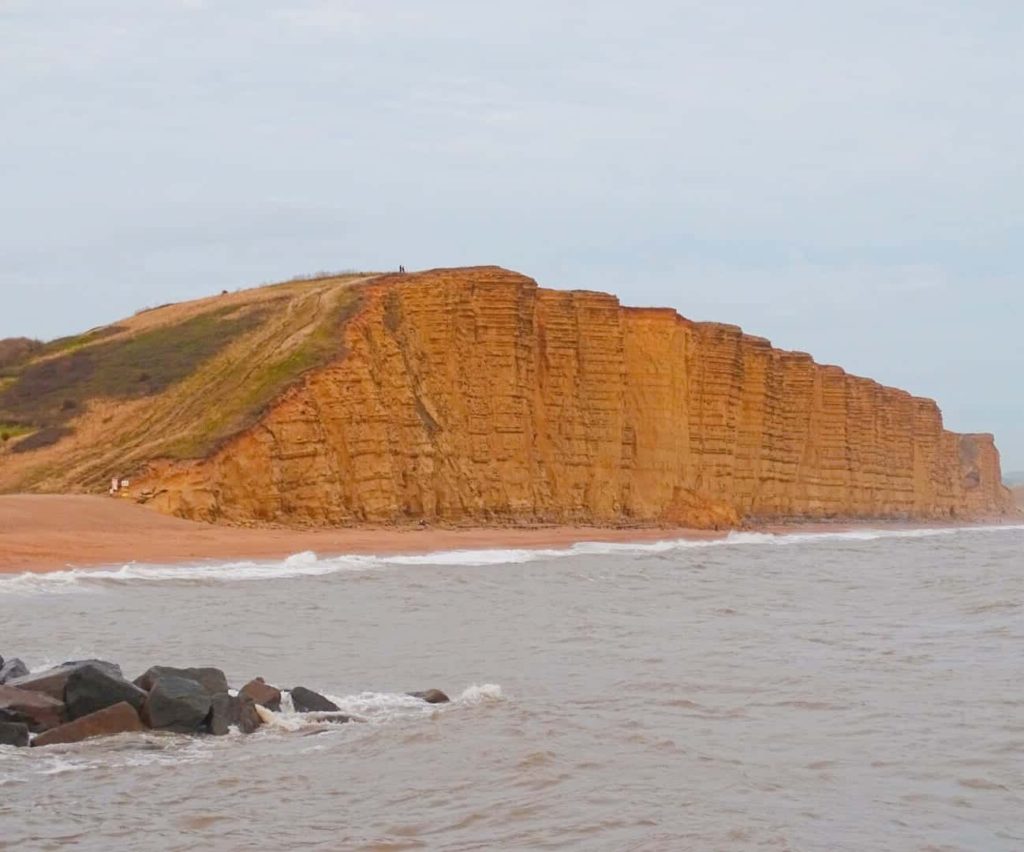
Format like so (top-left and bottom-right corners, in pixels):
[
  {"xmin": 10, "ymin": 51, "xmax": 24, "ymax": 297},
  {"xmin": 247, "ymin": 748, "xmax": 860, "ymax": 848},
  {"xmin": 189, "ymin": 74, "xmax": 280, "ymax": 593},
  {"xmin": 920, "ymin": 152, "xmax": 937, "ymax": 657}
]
[
  {"xmin": 270, "ymin": 0, "xmax": 417, "ymax": 33},
  {"xmin": 1, "ymin": 0, "xmax": 1022, "ymax": 466},
  {"xmin": 274, "ymin": 3, "xmax": 364, "ymax": 31}
]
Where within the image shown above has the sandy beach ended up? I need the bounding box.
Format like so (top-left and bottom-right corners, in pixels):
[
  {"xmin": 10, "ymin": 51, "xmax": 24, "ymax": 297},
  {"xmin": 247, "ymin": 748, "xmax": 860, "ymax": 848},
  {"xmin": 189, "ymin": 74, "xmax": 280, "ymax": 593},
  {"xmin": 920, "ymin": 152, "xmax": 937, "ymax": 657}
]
[
  {"xmin": 3, "ymin": 494, "xmax": 1016, "ymax": 575},
  {"xmin": 0, "ymin": 494, "xmax": 721, "ymax": 574}
]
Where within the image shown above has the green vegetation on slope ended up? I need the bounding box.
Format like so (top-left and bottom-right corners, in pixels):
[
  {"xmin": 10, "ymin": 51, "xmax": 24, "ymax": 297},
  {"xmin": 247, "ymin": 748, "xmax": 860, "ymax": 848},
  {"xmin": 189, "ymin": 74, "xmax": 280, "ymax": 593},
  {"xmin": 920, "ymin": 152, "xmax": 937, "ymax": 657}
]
[{"xmin": 0, "ymin": 306, "xmax": 266, "ymax": 451}]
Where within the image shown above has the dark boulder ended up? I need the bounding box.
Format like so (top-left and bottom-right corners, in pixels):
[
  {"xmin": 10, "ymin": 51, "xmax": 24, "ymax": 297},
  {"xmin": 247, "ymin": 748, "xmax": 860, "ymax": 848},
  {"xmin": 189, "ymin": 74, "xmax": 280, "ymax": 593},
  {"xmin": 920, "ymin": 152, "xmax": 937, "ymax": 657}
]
[
  {"xmin": 0, "ymin": 658, "xmax": 29, "ymax": 684},
  {"xmin": 206, "ymin": 692, "xmax": 263, "ymax": 736},
  {"xmin": 0, "ymin": 685, "xmax": 65, "ymax": 732},
  {"xmin": 290, "ymin": 686, "xmax": 340, "ymax": 713},
  {"xmin": 33, "ymin": 702, "xmax": 144, "ymax": 747},
  {"xmin": 64, "ymin": 659, "xmax": 123, "ymax": 677},
  {"xmin": 141, "ymin": 677, "xmax": 213, "ymax": 733},
  {"xmin": 239, "ymin": 677, "xmax": 281, "ymax": 711},
  {"xmin": 134, "ymin": 666, "xmax": 228, "ymax": 696},
  {"xmin": 407, "ymin": 689, "xmax": 450, "ymax": 704},
  {"xmin": 234, "ymin": 694, "xmax": 263, "ymax": 734},
  {"xmin": 65, "ymin": 664, "xmax": 148, "ymax": 721},
  {"xmin": 7, "ymin": 660, "xmax": 121, "ymax": 701},
  {"xmin": 206, "ymin": 693, "xmax": 233, "ymax": 736},
  {"xmin": 0, "ymin": 721, "xmax": 30, "ymax": 747}
]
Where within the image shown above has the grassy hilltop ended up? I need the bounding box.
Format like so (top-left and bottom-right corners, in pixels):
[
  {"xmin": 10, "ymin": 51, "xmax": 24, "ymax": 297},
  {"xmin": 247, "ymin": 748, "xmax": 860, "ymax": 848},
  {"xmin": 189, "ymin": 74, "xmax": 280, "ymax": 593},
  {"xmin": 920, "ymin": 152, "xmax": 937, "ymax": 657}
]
[{"xmin": 0, "ymin": 272, "xmax": 374, "ymax": 493}]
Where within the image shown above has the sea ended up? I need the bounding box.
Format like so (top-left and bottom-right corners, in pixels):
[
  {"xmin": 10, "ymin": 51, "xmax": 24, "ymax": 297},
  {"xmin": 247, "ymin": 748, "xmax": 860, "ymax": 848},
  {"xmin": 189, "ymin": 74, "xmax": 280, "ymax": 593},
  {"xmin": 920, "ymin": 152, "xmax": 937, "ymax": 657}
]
[{"xmin": 1, "ymin": 525, "xmax": 1022, "ymax": 851}]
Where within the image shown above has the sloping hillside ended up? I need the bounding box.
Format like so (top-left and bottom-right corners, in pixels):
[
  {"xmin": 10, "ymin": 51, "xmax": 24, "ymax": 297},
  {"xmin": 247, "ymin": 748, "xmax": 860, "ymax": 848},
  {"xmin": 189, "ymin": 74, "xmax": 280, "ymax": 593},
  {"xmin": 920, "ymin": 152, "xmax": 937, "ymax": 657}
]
[{"xmin": 0, "ymin": 273, "xmax": 372, "ymax": 493}]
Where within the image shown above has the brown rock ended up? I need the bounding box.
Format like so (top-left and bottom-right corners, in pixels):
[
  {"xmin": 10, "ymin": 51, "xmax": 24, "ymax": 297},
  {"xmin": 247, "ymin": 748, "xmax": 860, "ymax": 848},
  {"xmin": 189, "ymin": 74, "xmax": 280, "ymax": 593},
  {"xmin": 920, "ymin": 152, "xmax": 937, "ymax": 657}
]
[
  {"xmin": 32, "ymin": 702, "xmax": 143, "ymax": 747},
  {"xmin": 125, "ymin": 267, "xmax": 1012, "ymax": 527},
  {"xmin": 239, "ymin": 677, "xmax": 281, "ymax": 711},
  {"xmin": 0, "ymin": 685, "xmax": 65, "ymax": 732},
  {"xmin": 6, "ymin": 660, "xmax": 122, "ymax": 701},
  {"xmin": 408, "ymin": 689, "xmax": 450, "ymax": 704}
]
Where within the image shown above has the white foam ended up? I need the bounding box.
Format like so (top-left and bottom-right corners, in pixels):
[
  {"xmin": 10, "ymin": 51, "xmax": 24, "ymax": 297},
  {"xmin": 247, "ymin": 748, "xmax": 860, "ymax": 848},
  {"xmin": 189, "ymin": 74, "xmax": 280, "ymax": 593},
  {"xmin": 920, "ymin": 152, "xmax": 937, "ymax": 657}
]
[
  {"xmin": 248, "ymin": 683, "xmax": 505, "ymax": 733},
  {"xmin": 2, "ymin": 524, "xmax": 1021, "ymax": 594},
  {"xmin": 457, "ymin": 683, "xmax": 505, "ymax": 704},
  {"xmin": 38, "ymin": 756, "xmax": 97, "ymax": 776},
  {"xmin": 0, "ymin": 552, "xmax": 379, "ymax": 594}
]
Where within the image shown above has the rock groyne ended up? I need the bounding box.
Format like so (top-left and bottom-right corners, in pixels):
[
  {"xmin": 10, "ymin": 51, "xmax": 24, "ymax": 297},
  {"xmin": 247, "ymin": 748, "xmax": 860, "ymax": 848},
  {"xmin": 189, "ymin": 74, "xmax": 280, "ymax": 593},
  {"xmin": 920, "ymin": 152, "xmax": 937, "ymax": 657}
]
[{"xmin": 0, "ymin": 653, "xmax": 448, "ymax": 748}]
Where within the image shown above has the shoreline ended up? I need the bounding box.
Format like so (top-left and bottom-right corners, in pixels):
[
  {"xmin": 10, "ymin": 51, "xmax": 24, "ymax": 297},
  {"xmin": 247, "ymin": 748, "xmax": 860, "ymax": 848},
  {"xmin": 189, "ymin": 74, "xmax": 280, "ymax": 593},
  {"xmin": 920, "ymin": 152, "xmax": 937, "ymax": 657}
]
[{"xmin": 0, "ymin": 494, "xmax": 1019, "ymax": 575}]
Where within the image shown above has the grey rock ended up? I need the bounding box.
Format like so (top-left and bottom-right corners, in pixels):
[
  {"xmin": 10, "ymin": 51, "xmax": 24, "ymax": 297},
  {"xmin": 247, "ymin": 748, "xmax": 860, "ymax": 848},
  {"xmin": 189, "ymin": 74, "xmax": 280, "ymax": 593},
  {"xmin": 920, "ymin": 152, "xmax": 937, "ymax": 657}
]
[
  {"xmin": 65, "ymin": 664, "xmax": 148, "ymax": 721},
  {"xmin": 290, "ymin": 686, "xmax": 340, "ymax": 713},
  {"xmin": 0, "ymin": 658, "xmax": 29, "ymax": 684},
  {"xmin": 0, "ymin": 720, "xmax": 30, "ymax": 747},
  {"xmin": 134, "ymin": 666, "xmax": 229, "ymax": 695},
  {"xmin": 141, "ymin": 677, "xmax": 213, "ymax": 733},
  {"xmin": 206, "ymin": 693, "xmax": 233, "ymax": 736},
  {"xmin": 234, "ymin": 694, "xmax": 263, "ymax": 734},
  {"xmin": 63, "ymin": 659, "xmax": 123, "ymax": 678},
  {"xmin": 206, "ymin": 692, "xmax": 262, "ymax": 735}
]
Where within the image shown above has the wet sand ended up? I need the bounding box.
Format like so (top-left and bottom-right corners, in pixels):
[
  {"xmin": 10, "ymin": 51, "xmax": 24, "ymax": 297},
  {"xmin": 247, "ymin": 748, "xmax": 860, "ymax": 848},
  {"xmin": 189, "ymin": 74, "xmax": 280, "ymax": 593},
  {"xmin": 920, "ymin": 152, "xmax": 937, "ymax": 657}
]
[
  {"xmin": 0, "ymin": 495, "xmax": 717, "ymax": 573},
  {"xmin": 0, "ymin": 494, "xmax": 1015, "ymax": 574}
]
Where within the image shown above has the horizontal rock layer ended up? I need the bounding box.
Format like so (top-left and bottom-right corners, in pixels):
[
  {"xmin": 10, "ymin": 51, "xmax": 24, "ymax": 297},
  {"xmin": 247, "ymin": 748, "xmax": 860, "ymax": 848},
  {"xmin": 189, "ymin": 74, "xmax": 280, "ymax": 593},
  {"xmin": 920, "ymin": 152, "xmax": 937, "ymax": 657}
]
[{"xmin": 136, "ymin": 267, "xmax": 1012, "ymax": 527}]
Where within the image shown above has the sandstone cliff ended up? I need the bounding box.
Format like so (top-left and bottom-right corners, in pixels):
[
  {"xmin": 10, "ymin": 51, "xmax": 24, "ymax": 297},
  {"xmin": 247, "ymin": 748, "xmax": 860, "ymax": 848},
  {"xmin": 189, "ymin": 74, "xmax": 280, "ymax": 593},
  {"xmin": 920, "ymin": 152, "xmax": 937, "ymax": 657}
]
[{"xmin": 115, "ymin": 267, "xmax": 1011, "ymax": 527}]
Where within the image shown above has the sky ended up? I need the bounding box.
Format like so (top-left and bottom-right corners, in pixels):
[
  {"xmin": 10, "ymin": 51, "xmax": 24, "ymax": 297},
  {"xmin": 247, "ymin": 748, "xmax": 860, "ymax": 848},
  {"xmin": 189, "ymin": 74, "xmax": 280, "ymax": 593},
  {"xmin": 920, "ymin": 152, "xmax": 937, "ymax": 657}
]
[{"xmin": 2, "ymin": 0, "xmax": 1022, "ymax": 470}]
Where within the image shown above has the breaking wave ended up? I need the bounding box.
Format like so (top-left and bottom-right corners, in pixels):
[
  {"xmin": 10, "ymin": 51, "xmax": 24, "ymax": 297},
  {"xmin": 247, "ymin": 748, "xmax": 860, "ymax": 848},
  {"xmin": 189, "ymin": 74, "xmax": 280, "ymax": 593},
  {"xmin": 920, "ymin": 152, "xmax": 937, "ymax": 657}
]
[
  {"xmin": 257, "ymin": 683, "xmax": 506, "ymax": 732},
  {"xmin": 2, "ymin": 525, "xmax": 1022, "ymax": 595}
]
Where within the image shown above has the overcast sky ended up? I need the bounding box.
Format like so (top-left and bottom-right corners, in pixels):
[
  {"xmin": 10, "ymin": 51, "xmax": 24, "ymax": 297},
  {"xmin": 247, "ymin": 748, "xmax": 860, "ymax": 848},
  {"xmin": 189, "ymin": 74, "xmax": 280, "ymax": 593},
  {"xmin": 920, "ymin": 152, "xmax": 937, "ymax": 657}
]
[{"xmin": 3, "ymin": 1, "xmax": 1022, "ymax": 469}]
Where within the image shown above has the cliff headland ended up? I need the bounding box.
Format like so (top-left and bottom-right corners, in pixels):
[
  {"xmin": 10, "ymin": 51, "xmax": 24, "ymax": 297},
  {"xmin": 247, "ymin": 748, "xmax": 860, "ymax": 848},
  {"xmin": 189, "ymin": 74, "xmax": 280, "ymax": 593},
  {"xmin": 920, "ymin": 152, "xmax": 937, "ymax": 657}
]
[{"xmin": 0, "ymin": 266, "xmax": 1013, "ymax": 530}]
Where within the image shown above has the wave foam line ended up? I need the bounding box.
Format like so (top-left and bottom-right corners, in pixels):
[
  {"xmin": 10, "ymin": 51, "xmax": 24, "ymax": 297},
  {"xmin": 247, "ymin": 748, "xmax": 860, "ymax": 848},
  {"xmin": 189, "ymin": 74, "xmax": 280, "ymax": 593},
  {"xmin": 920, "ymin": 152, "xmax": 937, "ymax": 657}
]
[{"xmin": 2, "ymin": 525, "xmax": 1022, "ymax": 593}]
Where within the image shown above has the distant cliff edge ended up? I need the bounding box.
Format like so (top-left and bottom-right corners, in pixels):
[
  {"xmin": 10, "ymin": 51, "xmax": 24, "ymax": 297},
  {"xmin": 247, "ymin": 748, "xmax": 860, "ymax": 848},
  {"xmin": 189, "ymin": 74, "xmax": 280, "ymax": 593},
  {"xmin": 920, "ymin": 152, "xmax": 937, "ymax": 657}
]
[{"xmin": 0, "ymin": 267, "xmax": 1013, "ymax": 527}]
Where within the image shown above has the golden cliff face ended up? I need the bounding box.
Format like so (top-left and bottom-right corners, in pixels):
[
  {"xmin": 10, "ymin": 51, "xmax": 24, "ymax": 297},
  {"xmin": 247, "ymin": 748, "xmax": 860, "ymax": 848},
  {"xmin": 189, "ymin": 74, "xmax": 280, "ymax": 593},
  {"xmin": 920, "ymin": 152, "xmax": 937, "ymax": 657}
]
[{"xmin": 134, "ymin": 267, "xmax": 1012, "ymax": 527}]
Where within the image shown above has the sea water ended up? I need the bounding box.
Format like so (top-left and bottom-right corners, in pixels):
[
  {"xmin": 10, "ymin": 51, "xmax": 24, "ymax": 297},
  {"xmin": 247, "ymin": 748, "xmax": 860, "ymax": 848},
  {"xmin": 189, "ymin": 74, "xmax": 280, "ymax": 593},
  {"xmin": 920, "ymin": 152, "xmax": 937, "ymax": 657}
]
[{"xmin": 1, "ymin": 526, "xmax": 1022, "ymax": 850}]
